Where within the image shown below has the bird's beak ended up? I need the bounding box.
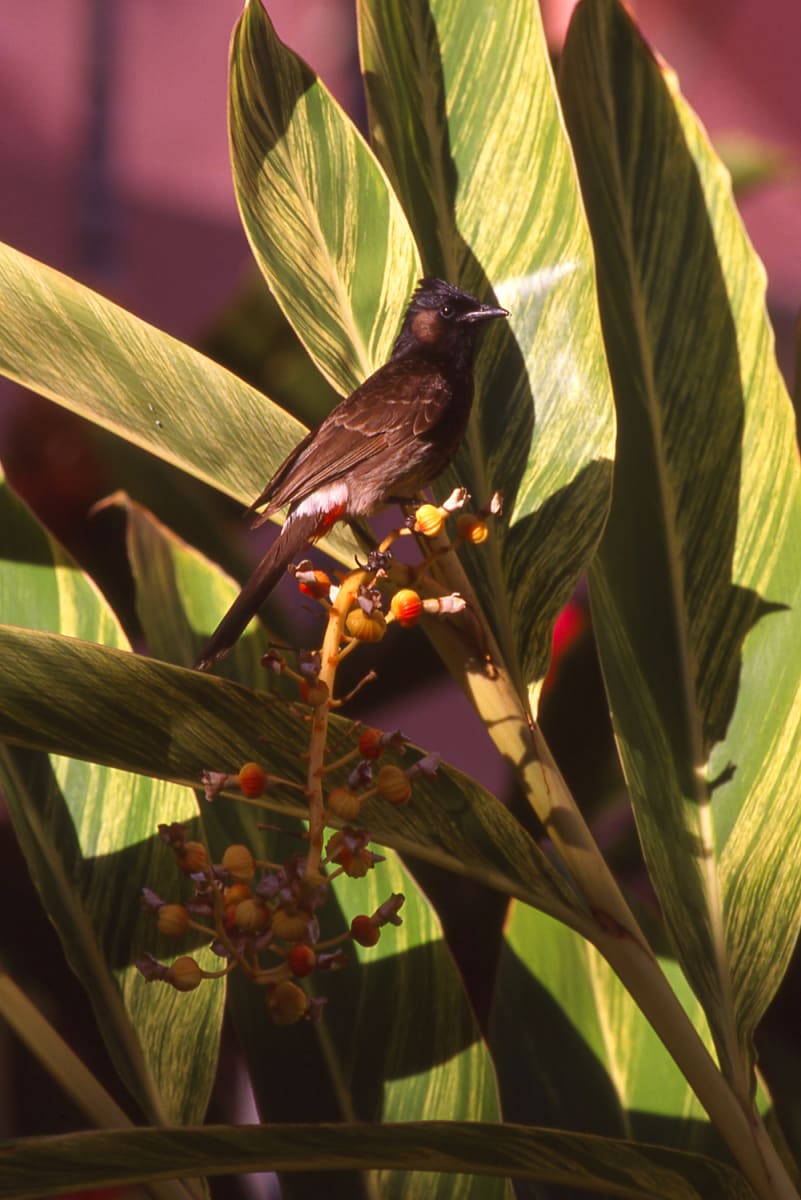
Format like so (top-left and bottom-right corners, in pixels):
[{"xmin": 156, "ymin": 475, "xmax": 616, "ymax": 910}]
[{"xmin": 458, "ymin": 303, "xmax": 510, "ymax": 324}]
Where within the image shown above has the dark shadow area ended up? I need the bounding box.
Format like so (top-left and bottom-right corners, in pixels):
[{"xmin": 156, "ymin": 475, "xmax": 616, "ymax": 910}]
[{"xmin": 491, "ymin": 945, "xmax": 733, "ymax": 1200}]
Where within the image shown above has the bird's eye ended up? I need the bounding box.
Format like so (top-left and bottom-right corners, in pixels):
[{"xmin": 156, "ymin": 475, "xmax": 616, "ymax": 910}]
[{"xmin": 439, "ymin": 303, "xmax": 454, "ymax": 319}]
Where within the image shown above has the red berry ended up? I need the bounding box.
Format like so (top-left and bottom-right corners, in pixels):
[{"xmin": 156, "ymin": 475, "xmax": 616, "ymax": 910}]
[
  {"xmin": 358, "ymin": 728, "xmax": 384, "ymax": 760},
  {"xmin": 288, "ymin": 943, "xmax": 316, "ymax": 977},
  {"xmin": 351, "ymin": 915, "xmax": 380, "ymax": 947},
  {"xmin": 390, "ymin": 588, "xmax": 423, "ymax": 627}
]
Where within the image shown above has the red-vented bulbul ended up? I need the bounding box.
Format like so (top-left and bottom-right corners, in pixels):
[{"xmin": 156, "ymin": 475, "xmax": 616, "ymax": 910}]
[{"xmin": 195, "ymin": 277, "xmax": 508, "ymax": 669}]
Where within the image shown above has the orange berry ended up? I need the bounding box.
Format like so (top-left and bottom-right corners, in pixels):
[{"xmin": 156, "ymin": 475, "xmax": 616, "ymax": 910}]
[
  {"xmin": 238, "ymin": 762, "xmax": 267, "ymax": 798},
  {"xmin": 376, "ymin": 764, "xmax": 412, "ymax": 806},
  {"xmin": 288, "ymin": 943, "xmax": 316, "ymax": 977},
  {"xmin": 390, "ymin": 588, "xmax": 423, "ymax": 627},
  {"xmin": 222, "ymin": 844, "xmax": 255, "ymax": 883},
  {"xmin": 350, "ymin": 915, "xmax": 380, "ymax": 947},
  {"xmin": 298, "ymin": 569, "xmax": 332, "ymax": 599},
  {"xmin": 224, "ymin": 883, "xmax": 252, "ymax": 906},
  {"xmin": 176, "ymin": 841, "xmax": 207, "ymax": 875},
  {"xmin": 457, "ymin": 513, "xmax": 489, "ymax": 544},
  {"xmin": 157, "ymin": 904, "xmax": 189, "ymax": 937},
  {"xmin": 268, "ymin": 979, "xmax": 310, "ymax": 1025},
  {"xmin": 414, "ymin": 504, "xmax": 445, "ymax": 537},
  {"xmin": 167, "ymin": 956, "xmax": 203, "ymax": 992},
  {"xmin": 345, "ymin": 606, "xmax": 386, "ymax": 642},
  {"xmin": 358, "ymin": 728, "xmax": 384, "ymax": 760},
  {"xmin": 327, "ymin": 786, "xmax": 362, "ymax": 821}
]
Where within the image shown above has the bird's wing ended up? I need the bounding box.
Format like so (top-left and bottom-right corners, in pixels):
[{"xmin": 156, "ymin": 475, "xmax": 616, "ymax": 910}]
[{"xmin": 248, "ymin": 357, "xmax": 449, "ymax": 524}]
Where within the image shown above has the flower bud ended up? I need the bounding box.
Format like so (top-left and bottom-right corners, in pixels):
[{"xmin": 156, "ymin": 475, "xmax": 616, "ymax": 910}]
[
  {"xmin": 376, "ymin": 764, "xmax": 412, "ymax": 806},
  {"xmin": 390, "ymin": 588, "xmax": 423, "ymax": 627}
]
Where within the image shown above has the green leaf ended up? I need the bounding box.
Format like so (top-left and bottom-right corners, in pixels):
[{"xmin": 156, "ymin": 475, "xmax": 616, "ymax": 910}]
[
  {"xmin": 0, "ymin": 478, "xmax": 224, "ymax": 1127},
  {"xmin": 0, "ymin": 240, "xmax": 360, "ymax": 570},
  {"xmin": 229, "ymin": 0, "xmax": 421, "ymax": 395},
  {"xmin": 358, "ymin": 0, "xmax": 616, "ymax": 688},
  {"xmin": 118, "ymin": 489, "xmax": 513, "ymax": 1199},
  {"xmin": 560, "ymin": 0, "xmax": 801, "ymax": 1093},
  {"xmin": 491, "ymin": 903, "xmax": 722, "ymax": 1157},
  {"xmin": 0, "ymin": 620, "xmax": 586, "ymax": 933},
  {"xmin": 0, "ymin": 1123, "xmax": 756, "ymax": 1200}
]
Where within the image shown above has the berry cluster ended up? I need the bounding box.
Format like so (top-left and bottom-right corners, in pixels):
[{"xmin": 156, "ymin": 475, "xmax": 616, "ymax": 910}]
[{"xmin": 137, "ymin": 496, "xmax": 499, "ymax": 1023}]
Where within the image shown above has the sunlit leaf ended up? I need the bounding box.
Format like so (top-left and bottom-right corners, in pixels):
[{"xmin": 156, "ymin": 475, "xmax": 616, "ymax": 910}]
[
  {"xmin": 0, "ymin": 477, "xmax": 224, "ymax": 1126},
  {"xmin": 358, "ymin": 0, "xmax": 615, "ymax": 689},
  {"xmin": 561, "ymin": 0, "xmax": 801, "ymax": 1090},
  {"xmin": 229, "ymin": 0, "xmax": 421, "ymax": 395}
]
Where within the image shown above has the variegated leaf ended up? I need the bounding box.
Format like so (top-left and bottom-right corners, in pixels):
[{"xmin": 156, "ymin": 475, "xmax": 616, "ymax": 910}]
[
  {"xmin": 358, "ymin": 0, "xmax": 615, "ymax": 689},
  {"xmin": 0, "ymin": 476, "xmax": 224, "ymax": 1129},
  {"xmin": 229, "ymin": 0, "xmax": 421, "ymax": 395},
  {"xmin": 561, "ymin": 0, "xmax": 801, "ymax": 1092},
  {"xmin": 0, "ymin": 1122, "xmax": 756, "ymax": 1199}
]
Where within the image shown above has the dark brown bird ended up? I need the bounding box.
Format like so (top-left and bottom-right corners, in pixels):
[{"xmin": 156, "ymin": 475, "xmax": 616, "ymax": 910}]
[{"xmin": 195, "ymin": 277, "xmax": 508, "ymax": 669}]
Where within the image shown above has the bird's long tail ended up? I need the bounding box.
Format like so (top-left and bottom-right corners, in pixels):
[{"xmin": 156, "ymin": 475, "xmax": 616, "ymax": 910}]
[{"xmin": 195, "ymin": 511, "xmax": 319, "ymax": 670}]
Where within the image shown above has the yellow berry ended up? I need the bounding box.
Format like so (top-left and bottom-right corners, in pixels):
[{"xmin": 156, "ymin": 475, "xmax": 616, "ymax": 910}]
[
  {"xmin": 234, "ymin": 898, "xmax": 270, "ymax": 933},
  {"xmin": 272, "ymin": 907, "xmax": 311, "ymax": 942},
  {"xmin": 390, "ymin": 588, "xmax": 423, "ymax": 627},
  {"xmin": 222, "ymin": 844, "xmax": 255, "ymax": 883},
  {"xmin": 457, "ymin": 513, "xmax": 489, "ymax": 544},
  {"xmin": 157, "ymin": 904, "xmax": 189, "ymax": 937},
  {"xmin": 345, "ymin": 606, "xmax": 386, "ymax": 642},
  {"xmin": 414, "ymin": 504, "xmax": 445, "ymax": 537},
  {"xmin": 167, "ymin": 956, "xmax": 203, "ymax": 992},
  {"xmin": 238, "ymin": 762, "xmax": 267, "ymax": 798},
  {"xmin": 268, "ymin": 979, "xmax": 310, "ymax": 1025},
  {"xmin": 327, "ymin": 786, "xmax": 362, "ymax": 820},
  {"xmin": 376, "ymin": 764, "xmax": 412, "ymax": 806}
]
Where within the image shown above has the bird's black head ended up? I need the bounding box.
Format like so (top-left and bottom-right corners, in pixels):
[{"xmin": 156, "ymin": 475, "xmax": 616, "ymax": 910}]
[{"xmin": 392, "ymin": 277, "xmax": 508, "ymax": 364}]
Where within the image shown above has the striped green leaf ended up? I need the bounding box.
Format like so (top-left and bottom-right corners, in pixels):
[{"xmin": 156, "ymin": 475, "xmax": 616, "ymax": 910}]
[
  {"xmin": 227, "ymin": 854, "xmax": 512, "ymax": 1200},
  {"xmin": 0, "ymin": 240, "xmax": 360, "ymax": 570},
  {"xmin": 358, "ymin": 0, "xmax": 616, "ymax": 688},
  {"xmin": 0, "ymin": 1122, "xmax": 756, "ymax": 1200},
  {"xmin": 491, "ymin": 902, "xmax": 719, "ymax": 1155},
  {"xmin": 0, "ymin": 618, "xmax": 585, "ymax": 932},
  {"xmin": 229, "ymin": 0, "xmax": 421, "ymax": 395},
  {"xmin": 0, "ymin": 478, "xmax": 224, "ymax": 1129},
  {"xmin": 561, "ymin": 0, "xmax": 801, "ymax": 1093}
]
